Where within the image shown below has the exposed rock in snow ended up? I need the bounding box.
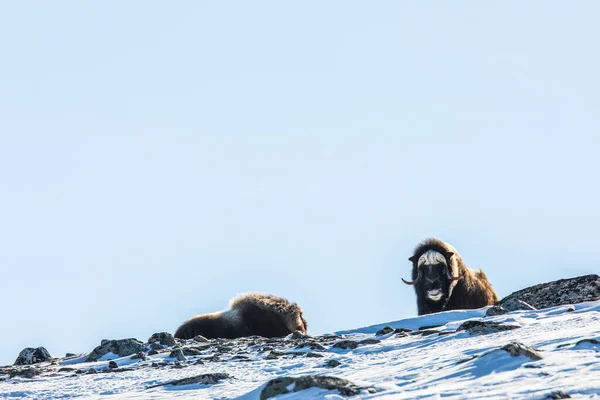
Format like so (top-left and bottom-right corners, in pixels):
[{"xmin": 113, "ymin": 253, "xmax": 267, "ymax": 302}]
[
  {"xmin": 147, "ymin": 372, "xmax": 231, "ymax": 388},
  {"xmin": 457, "ymin": 320, "xmax": 522, "ymax": 335},
  {"xmin": 497, "ymin": 274, "xmax": 600, "ymax": 310},
  {"xmin": 86, "ymin": 338, "xmax": 145, "ymax": 362},
  {"xmin": 148, "ymin": 332, "xmax": 176, "ymax": 347},
  {"xmin": 486, "ymin": 298, "xmax": 537, "ymax": 316},
  {"xmin": 14, "ymin": 347, "xmax": 53, "ymax": 365},
  {"xmin": 260, "ymin": 375, "xmax": 371, "ymax": 399},
  {"xmin": 498, "ymin": 341, "xmax": 543, "ymax": 360}
]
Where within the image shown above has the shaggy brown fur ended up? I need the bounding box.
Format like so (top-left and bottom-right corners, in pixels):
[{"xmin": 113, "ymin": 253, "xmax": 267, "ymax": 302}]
[
  {"xmin": 174, "ymin": 293, "xmax": 308, "ymax": 340},
  {"xmin": 404, "ymin": 238, "xmax": 498, "ymax": 315}
]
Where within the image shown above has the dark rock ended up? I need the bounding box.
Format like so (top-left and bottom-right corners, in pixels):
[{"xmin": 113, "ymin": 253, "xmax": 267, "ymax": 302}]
[
  {"xmin": 87, "ymin": 368, "xmax": 97, "ymax": 374},
  {"xmin": 86, "ymin": 339, "xmax": 145, "ymax": 362},
  {"xmin": 375, "ymin": 327, "xmax": 394, "ymax": 336},
  {"xmin": 394, "ymin": 328, "xmax": 412, "ymax": 333},
  {"xmin": 131, "ymin": 352, "xmax": 147, "ymax": 361},
  {"xmin": 497, "ymin": 274, "xmax": 600, "ymax": 310},
  {"xmin": 149, "ymin": 342, "xmax": 163, "ymax": 351},
  {"xmin": 486, "ymin": 298, "xmax": 536, "ymax": 316},
  {"xmin": 260, "ymin": 375, "xmax": 367, "ymax": 399},
  {"xmin": 58, "ymin": 367, "xmax": 76, "ymax": 372},
  {"xmin": 147, "ymin": 373, "xmax": 230, "ymax": 388},
  {"xmin": 419, "ymin": 325, "xmax": 442, "ymax": 330},
  {"xmin": 169, "ymin": 348, "xmax": 187, "ymax": 362},
  {"xmin": 1, "ymin": 367, "xmax": 41, "ymax": 379},
  {"xmin": 266, "ymin": 350, "xmax": 286, "ymax": 359},
  {"xmin": 359, "ymin": 339, "xmax": 381, "ymax": 345},
  {"xmin": 14, "ymin": 347, "xmax": 53, "ymax": 365},
  {"xmin": 108, "ymin": 361, "xmax": 118, "ymax": 369},
  {"xmin": 193, "ymin": 335, "xmax": 209, "ymax": 343},
  {"xmin": 324, "ymin": 359, "xmax": 342, "ymax": 368},
  {"xmin": 499, "ymin": 342, "xmax": 543, "ymax": 361},
  {"xmin": 182, "ymin": 347, "xmax": 204, "ymax": 356},
  {"xmin": 332, "ymin": 340, "xmax": 359, "ymax": 350},
  {"xmin": 148, "ymin": 350, "xmax": 159, "ymax": 356},
  {"xmin": 306, "ymin": 352, "xmax": 324, "ymax": 358},
  {"xmin": 457, "ymin": 320, "xmax": 521, "ymax": 335},
  {"xmin": 290, "ymin": 331, "xmax": 310, "ymax": 340},
  {"xmin": 148, "ymin": 332, "xmax": 176, "ymax": 347},
  {"xmin": 65, "ymin": 353, "xmax": 76, "ymax": 358},
  {"xmin": 295, "ymin": 341, "xmax": 326, "ymax": 351},
  {"xmin": 545, "ymin": 391, "xmax": 571, "ymax": 399}
]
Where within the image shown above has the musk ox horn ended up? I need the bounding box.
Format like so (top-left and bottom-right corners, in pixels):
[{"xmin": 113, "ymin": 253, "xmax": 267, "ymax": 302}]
[
  {"xmin": 449, "ymin": 272, "xmax": 463, "ymax": 281},
  {"xmin": 402, "ymin": 275, "xmax": 421, "ymax": 285}
]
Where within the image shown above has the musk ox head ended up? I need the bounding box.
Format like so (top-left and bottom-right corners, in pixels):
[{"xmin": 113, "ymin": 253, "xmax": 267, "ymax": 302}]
[{"xmin": 403, "ymin": 248, "xmax": 462, "ymax": 308}]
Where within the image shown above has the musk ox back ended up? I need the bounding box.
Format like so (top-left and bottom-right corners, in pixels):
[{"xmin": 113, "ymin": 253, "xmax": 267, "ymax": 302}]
[
  {"xmin": 174, "ymin": 293, "xmax": 308, "ymax": 340},
  {"xmin": 402, "ymin": 238, "xmax": 498, "ymax": 315}
]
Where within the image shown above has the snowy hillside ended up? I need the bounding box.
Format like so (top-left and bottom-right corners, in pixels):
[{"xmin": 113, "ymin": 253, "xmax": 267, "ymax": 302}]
[{"xmin": 1, "ymin": 299, "xmax": 599, "ymax": 399}]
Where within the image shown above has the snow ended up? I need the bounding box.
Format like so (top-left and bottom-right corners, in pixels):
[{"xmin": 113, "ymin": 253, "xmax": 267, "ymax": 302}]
[{"xmin": 1, "ymin": 300, "xmax": 599, "ymax": 399}]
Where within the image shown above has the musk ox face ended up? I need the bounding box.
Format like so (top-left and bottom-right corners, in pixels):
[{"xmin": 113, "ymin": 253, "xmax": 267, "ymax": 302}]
[{"xmin": 403, "ymin": 249, "xmax": 462, "ymax": 306}]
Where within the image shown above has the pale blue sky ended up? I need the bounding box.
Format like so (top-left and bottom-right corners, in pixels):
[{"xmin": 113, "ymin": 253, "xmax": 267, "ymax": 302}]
[{"xmin": 1, "ymin": 2, "xmax": 599, "ymax": 365}]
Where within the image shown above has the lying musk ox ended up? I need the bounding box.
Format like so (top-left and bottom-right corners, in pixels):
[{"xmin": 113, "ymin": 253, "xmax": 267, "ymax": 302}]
[
  {"xmin": 403, "ymin": 238, "xmax": 498, "ymax": 315},
  {"xmin": 174, "ymin": 292, "xmax": 308, "ymax": 340}
]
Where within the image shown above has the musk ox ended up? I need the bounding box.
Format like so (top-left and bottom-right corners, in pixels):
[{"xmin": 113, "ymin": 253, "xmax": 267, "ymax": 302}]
[
  {"xmin": 174, "ymin": 292, "xmax": 308, "ymax": 340},
  {"xmin": 402, "ymin": 238, "xmax": 498, "ymax": 315}
]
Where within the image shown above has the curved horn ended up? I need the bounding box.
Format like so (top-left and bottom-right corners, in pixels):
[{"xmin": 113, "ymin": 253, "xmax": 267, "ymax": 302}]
[
  {"xmin": 449, "ymin": 272, "xmax": 463, "ymax": 281},
  {"xmin": 402, "ymin": 277, "xmax": 418, "ymax": 285}
]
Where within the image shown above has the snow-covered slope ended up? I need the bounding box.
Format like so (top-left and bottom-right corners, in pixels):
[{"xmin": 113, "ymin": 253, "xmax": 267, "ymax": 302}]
[{"xmin": 1, "ymin": 301, "xmax": 599, "ymax": 399}]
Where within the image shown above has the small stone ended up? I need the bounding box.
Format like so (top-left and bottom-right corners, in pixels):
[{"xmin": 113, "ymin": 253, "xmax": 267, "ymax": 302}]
[
  {"xmin": 169, "ymin": 348, "xmax": 187, "ymax": 362},
  {"xmin": 65, "ymin": 353, "xmax": 76, "ymax": 358},
  {"xmin": 108, "ymin": 361, "xmax": 118, "ymax": 369},
  {"xmin": 87, "ymin": 368, "xmax": 97, "ymax": 374},
  {"xmin": 306, "ymin": 352, "xmax": 324, "ymax": 358},
  {"xmin": 499, "ymin": 342, "xmax": 543, "ymax": 361},
  {"xmin": 359, "ymin": 339, "xmax": 381, "ymax": 345},
  {"xmin": 295, "ymin": 341, "xmax": 325, "ymax": 351},
  {"xmin": 394, "ymin": 328, "xmax": 413, "ymax": 334},
  {"xmin": 193, "ymin": 335, "xmax": 209, "ymax": 343},
  {"xmin": 545, "ymin": 391, "xmax": 571, "ymax": 399},
  {"xmin": 375, "ymin": 327, "xmax": 394, "ymax": 336},
  {"xmin": 148, "ymin": 349, "xmax": 159, "ymax": 356},
  {"xmin": 147, "ymin": 373, "xmax": 230, "ymax": 388},
  {"xmin": 324, "ymin": 359, "xmax": 342, "ymax": 368},
  {"xmin": 266, "ymin": 350, "xmax": 286, "ymax": 359},
  {"xmin": 457, "ymin": 320, "xmax": 521, "ymax": 335},
  {"xmin": 332, "ymin": 340, "xmax": 359, "ymax": 350},
  {"xmin": 131, "ymin": 352, "xmax": 147, "ymax": 361},
  {"xmin": 290, "ymin": 331, "xmax": 310, "ymax": 340}
]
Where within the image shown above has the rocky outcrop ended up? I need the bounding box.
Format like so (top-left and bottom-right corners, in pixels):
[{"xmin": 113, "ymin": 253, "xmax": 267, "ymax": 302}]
[
  {"xmin": 498, "ymin": 342, "xmax": 542, "ymax": 360},
  {"xmin": 457, "ymin": 320, "xmax": 521, "ymax": 335},
  {"xmin": 14, "ymin": 347, "xmax": 53, "ymax": 365},
  {"xmin": 86, "ymin": 339, "xmax": 145, "ymax": 362},
  {"xmin": 260, "ymin": 375, "xmax": 372, "ymax": 399},
  {"xmin": 147, "ymin": 373, "xmax": 230, "ymax": 389},
  {"xmin": 496, "ymin": 274, "xmax": 600, "ymax": 310}
]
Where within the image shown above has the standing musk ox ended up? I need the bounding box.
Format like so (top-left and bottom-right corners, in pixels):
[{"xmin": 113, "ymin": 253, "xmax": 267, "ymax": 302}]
[
  {"xmin": 403, "ymin": 238, "xmax": 498, "ymax": 315},
  {"xmin": 174, "ymin": 292, "xmax": 308, "ymax": 340}
]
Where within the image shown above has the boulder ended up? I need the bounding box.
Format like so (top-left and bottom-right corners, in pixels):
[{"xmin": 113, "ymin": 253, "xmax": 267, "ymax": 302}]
[
  {"xmin": 148, "ymin": 332, "xmax": 176, "ymax": 347},
  {"xmin": 496, "ymin": 274, "xmax": 600, "ymax": 310},
  {"xmin": 260, "ymin": 375, "xmax": 369, "ymax": 399},
  {"xmin": 86, "ymin": 339, "xmax": 145, "ymax": 362},
  {"xmin": 14, "ymin": 347, "xmax": 53, "ymax": 365}
]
